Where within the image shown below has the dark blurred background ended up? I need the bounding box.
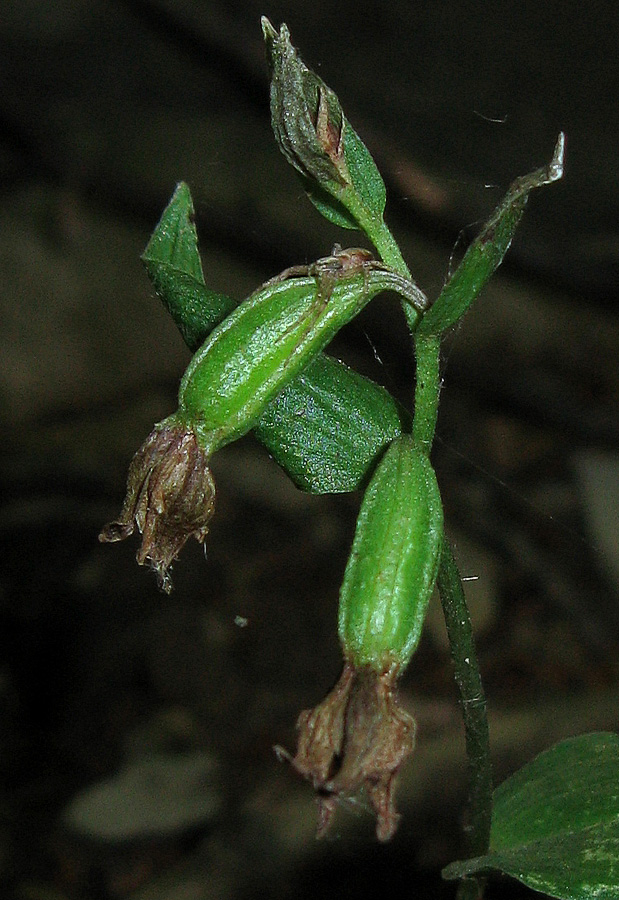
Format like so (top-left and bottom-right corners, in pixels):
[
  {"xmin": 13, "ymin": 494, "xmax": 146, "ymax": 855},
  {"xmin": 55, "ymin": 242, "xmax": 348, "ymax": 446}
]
[{"xmin": 1, "ymin": 2, "xmax": 618, "ymax": 898}]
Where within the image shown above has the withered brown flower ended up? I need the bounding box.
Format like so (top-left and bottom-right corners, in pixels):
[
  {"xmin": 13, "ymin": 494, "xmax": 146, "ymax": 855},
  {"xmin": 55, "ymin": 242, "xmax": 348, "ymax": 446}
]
[
  {"xmin": 276, "ymin": 661, "xmax": 416, "ymax": 841},
  {"xmin": 99, "ymin": 421, "xmax": 215, "ymax": 593},
  {"xmin": 262, "ymin": 17, "xmax": 348, "ymax": 190}
]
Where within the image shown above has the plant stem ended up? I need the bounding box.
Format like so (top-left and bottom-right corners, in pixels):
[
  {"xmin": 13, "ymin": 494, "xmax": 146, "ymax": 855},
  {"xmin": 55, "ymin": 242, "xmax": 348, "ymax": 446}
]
[
  {"xmin": 356, "ymin": 197, "xmax": 492, "ymax": 891},
  {"xmin": 359, "ymin": 214, "xmax": 427, "ymax": 338},
  {"xmin": 412, "ymin": 333, "xmax": 441, "ymax": 453},
  {"xmin": 356, "ymin": 212, "xmax": 441, "ymax": 445},
  {"xmin": 437, "ymin": 538, "xmax": 492, "ymax": 898},
  {"xmin": 368, "ymin": 218, "xmax": 411, "ymax": 277}
]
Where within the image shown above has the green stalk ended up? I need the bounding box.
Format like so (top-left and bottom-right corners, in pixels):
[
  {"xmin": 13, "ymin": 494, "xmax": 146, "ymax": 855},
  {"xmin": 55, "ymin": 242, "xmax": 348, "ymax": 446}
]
[
  {"xmin": 349, "ymin": 208, "xmax": 441, "ymax": 446},
  {"xmin": 341, "ymin": 195, "xmax": 422, "ymax": 335},
  {"xmin": 362, "ymin": 197, "xmax": 489, "ymax": 894},
  {"xmin": 349, "ymin": 169, "xmax": 490, "ymax": 889},
  {"xmin": 437, "ymin": 538, "xmax": 492, "ymax": 899},
  {"xmin": 411, "ymin": 333, "xmax": 441, "ymax": 454},
  {"xmin": 358, "ymin": 211, "xmax": 411, "ymax": 276}
]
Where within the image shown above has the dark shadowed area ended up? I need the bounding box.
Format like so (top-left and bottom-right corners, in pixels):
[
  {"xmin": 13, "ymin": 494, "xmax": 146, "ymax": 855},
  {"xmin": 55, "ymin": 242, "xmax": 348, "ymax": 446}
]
[{"xmin": 1, "ymin": 2, "xmax": 617, "ymax": 898}]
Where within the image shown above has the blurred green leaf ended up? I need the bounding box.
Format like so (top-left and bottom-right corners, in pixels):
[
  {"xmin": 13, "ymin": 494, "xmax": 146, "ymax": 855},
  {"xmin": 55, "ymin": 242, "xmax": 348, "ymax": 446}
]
[
  {"xmin": 341, "ymin": 123, "xmax": 386, "ymax": 221},
  {"xmin": 443, "ymin": 732, "xmax": 619, "ymax": 899},
  {"xmin": 301, "ymin": 123, "xmax": 388, "ymax": 230},
  {"xmin": 143, "ymin": 182, "xmax": 203, "ymax": 281},
  {"xmin": 300, "ymin": 177, "xmax": 359, "ymax": 229}
]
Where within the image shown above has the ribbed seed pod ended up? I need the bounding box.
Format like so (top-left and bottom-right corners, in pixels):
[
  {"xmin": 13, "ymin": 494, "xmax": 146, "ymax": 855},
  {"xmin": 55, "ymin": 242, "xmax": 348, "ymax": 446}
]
[
  {"xmin": 101, "ymin": 253, "xmax": 427, "ymax": 590},
  {"xmin": 277, "ymin": 438, "xmax": 442, "ymax": 840},
  {"xmin": 178, "ymin": 253, "xmax": 427, "ymax": 454},
  {"xmin": 338, "ymin": 435, "xmax": 443, "ymax": 670}
]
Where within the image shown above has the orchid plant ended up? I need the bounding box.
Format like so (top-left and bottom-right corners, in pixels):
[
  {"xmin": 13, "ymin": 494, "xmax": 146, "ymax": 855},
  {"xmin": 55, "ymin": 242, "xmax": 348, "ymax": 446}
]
[{"xmin": 100, "ymin": 18, "xmax": 619, "ymax": 900}]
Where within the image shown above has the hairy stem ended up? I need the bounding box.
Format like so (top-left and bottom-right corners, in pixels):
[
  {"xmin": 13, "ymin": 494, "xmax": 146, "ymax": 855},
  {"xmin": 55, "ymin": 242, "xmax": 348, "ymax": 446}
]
[
  {"xmin": 438, "ymin": 538, "xmax": 492, "ymax": 898},
  {"xmin": 352, "ymin": 185, "xmax": 491, "ymax": 888},
  {"xmin": 412, "ymin": 333, "xmax": 441, "ymax": 453},
  {"xmin": 346, "ymin": 207, "xmax": 422, "ymax": 335},
  {"xmin": 358, "ymin": 212, "xmax": 441, "ymax": 443}
]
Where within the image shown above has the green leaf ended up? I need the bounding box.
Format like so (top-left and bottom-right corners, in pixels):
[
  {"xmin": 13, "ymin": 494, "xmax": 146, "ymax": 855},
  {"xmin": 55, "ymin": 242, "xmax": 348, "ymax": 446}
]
[
  {"xmin": 301, "ymin": 175, "xmax": 359, "ymax": 229},
  {"xmin": 254, "ymin": 354, "xmax": 407, "ymax": 492},
  {"xmin": 141, "ymin": 182, "xmax": 236, "ymax": 349},
  {"xmin": 341, "ymin": 122, "xmax": 387, "ymax": 222},
  {"xmin": 418, "ymin": 133, "xmax": 564, "ymax": 337},
  {"xmin": 302, "ymin": 123, "xmax": 387, "ymax": 231},
  {"xmin": 143, "ymin": 182, "xmax": 204, "ymax": 281},
  {"xmin": 443, "ymin": 732, "xmax": 619, "ymax": 899}
]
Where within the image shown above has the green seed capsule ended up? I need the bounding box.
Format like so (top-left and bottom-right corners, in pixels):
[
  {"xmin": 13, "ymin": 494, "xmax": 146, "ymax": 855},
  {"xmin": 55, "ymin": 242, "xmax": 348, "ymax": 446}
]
[
  {"xmin": 338, "ymin": 435, "xmax": 443, "ymax": 670},
  {"xmin": 101, "ymin": 252, "xmax": 427, "ymax": 591},
  {"xmin": 178, "ymin": 250, "xmax": 427, "ymax": 454}
]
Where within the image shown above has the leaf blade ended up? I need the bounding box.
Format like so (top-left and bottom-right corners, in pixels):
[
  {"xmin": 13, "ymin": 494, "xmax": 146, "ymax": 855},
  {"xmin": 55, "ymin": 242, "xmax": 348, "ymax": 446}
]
[
  {"xmin": 141, "ymin": 182, "xmax": 236, "ymax": 349},
  {"xmin": 254, "ymin": 354, "xmax": 407, "ymax": 492},
  {"xmin": 443, "ymin": 732, "xmax": 619, "ymax": 900}
]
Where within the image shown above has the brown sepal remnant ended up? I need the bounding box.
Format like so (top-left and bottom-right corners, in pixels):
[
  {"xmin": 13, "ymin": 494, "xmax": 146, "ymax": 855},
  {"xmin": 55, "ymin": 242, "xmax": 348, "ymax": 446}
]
[
  {"xmin": 99, "ymin": 423, "xmax": 215, "ymax": 593},
  {"xmin": 275, "ymin": 662, "xmax": 416, "ymax": 841},
  {"xmin": 315, "ymin": 86, "xmax": 346, "ymax": 172}
]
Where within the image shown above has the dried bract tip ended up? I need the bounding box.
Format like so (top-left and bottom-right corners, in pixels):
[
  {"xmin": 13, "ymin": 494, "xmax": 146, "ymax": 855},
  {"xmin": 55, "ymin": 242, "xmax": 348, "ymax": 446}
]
[
  {"xmin": 277, "ymin": 662, "xmax": 416, "ymax": 841},
  {"xmin": 99, "ymin": 422, "xmax": 215, "ymax": 593},
  {"xmin": 548, "ymin": 131, "xmax": 565, "ymax": 183}
]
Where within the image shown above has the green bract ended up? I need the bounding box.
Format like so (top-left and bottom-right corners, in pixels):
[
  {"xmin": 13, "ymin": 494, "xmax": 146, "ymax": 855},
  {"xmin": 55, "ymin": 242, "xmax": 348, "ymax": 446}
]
[
  {"xmin": 178, "ymin": 257, "xmax": 427, "ymax": 454},
  {"xmin": 338, "ymin": 435, "xmax": 444, "ymax": 670},
  {"xmin": 418, "ymin": 132, "xmax": 565, "ymax": 338},
  {"xmin": 141, "ymin": 182, "xmax": 236, "ymax": 350},
  {"xmin": 254, "ymin": 354, "xmax": 408, "ymax": 493}
]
